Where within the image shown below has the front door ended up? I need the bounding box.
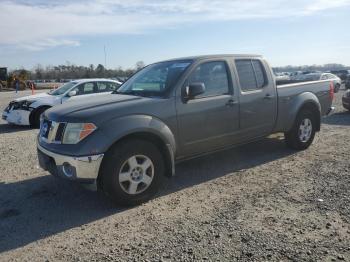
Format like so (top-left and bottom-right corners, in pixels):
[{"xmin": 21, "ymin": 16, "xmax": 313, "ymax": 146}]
[{"xmin": 176, "ymin": 60, "xmax": 239, "ymax": 157}]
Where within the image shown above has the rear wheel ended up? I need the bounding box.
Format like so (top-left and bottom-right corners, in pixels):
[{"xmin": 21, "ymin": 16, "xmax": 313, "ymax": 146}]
[
  {"xmin": 100, "ymin": 139, "xmax": 165, "ymax": 206},
  {"xmin": 285, "ymin": 110, "xmax": 316, "ymax": 150}
]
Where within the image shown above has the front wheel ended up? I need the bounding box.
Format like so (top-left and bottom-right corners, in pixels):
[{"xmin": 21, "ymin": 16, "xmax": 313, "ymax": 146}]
[
  {"xmin": 31, "ymin": 106, "xmax": 50, "ymax": 128},
  {"xmin": 284, "ymin": 110, "xmax": 316, "ymax": 150},
  {"xmin": 100, "ymin": 139, "xmax": 165, "ymax": 206}
]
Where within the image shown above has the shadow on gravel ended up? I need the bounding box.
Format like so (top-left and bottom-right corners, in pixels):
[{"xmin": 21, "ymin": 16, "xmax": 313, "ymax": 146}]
[
  {"xmin": 165, "ymin": 136, "xmax": 296, "ymax": 195},
  {"xmin": 0, "ymin": 123, "xmax": 33, "ymax": 134},
  {"xmin": 0, "ymin": 177, "xmax": 119, "ymax": 253},
  {"xmin": 322, "ymin": 111, "xmax": 350, "ymax": 126},
  {"xmin": 0, "ymin": 136, "xmax": 295, "ymax": 253}
]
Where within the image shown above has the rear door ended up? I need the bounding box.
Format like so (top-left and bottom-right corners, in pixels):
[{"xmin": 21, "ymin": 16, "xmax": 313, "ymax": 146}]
[
  {"xmin": 176, "ymin": 60, "xmax": 239, "ymax": 157},
  {"xmin": 234, "ymin": 59, "xmax": 277, "ymax": 139},
  {"xmin": 97, "ymin": 81, "xmax": 120, "ymax": 94}
]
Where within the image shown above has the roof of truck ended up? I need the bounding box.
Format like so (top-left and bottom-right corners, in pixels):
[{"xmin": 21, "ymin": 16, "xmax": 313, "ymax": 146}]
[{"xmin": 159, "ymin": 54, "xmax": 263, "ymax": 63}]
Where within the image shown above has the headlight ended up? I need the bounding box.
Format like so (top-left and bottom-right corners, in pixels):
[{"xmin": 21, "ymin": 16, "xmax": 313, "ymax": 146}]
[
  {"xmin": 14, "ymin": 100, "xmax": 35, "ymax": 111},
  {"xmin": 62, "ymin": 123, "xmax": 97, "ymax": 144}
]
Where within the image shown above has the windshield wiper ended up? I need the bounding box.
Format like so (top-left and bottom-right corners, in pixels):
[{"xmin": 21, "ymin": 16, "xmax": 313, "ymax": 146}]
[{"xmin": 113, "ymin": 90, "xmax": 144, "ymax": 96}]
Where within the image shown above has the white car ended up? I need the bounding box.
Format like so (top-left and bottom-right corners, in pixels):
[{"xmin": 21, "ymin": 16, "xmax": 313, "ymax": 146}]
[
  {"xmin": 2, "ymin": 79, "xmax": 121, "ymax": 127},
  {"xmin": 297, "ymin": 73, "xmax": 342, "ymax": 93}
]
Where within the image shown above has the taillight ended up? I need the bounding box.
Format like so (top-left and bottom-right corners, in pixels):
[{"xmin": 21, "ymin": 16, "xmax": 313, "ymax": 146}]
[{"xmin": 329, "ymin": 81, "xmax": 334, "ymax": 100}]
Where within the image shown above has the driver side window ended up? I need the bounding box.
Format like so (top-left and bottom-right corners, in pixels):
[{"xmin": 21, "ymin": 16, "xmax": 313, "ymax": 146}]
[{"xmin": 188, "ymin": 61, "xmax": 230, "ymax": 98}]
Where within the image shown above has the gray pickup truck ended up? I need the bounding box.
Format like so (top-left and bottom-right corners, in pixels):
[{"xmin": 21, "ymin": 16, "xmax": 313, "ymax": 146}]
[{"xmin": 37, "ymin": 54, "xmax": 334, "ymax": 206}]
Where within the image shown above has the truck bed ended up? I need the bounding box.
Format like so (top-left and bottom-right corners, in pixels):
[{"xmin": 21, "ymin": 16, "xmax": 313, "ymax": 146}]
[{"xmin": 274, "ymin": 80, "xmax": 333, "ymax": 132}]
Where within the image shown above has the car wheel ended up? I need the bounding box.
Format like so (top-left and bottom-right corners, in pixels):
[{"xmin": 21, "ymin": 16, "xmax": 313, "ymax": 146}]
[
  {"xmin": 31, "ymin": 106, "xmax": 50, "ymax": 128},
  {"xmin": 100, "ymin": 139, "xmax": 165, "ymax": 206},
  {"xmin": 335, "ymin": 83, "xmax": 341, "ymax": 93},
  {"xmin": 285, "ymin": 110, "xmax": 316, "ymax": 150}
]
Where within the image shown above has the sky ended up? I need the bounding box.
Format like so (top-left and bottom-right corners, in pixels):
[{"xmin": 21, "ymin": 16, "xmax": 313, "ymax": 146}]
[{"xmin": 1, "ymin": 0, "xmax": 350, "ymax": 70}]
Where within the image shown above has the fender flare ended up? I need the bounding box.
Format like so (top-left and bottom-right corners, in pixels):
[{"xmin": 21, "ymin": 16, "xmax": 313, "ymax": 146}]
[
  {"xmin": 285, "ymin": 92, "xmax": 321, "ymax": 132},
  {"xmin": 99, "ymin": 115, "xmax": 177, "ymax": 176}
]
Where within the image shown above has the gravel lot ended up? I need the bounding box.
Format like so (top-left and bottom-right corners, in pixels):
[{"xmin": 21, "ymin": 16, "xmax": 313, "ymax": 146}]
[{"xmin": 0, "ymin": 88, "xmax": 349, "ymax": 261}]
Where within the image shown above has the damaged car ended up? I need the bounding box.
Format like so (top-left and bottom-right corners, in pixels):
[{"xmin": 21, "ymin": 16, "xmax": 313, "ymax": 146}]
[{"xmin": 2, "ymin": 79, "xmax": 121, "ymax": 127}]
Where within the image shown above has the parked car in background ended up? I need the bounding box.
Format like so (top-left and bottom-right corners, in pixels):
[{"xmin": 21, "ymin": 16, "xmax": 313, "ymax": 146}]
[
  {"xmin": 275, "ymin": 72, "xmax": 290, "ymax": 81},
  {"xmin": 289, "ymin": 71, "xmax": 321, "ymax": 80},
  {"xmin": 296, "ymin": 73, "xmax": 341, "ymax": 93},
  {"xmin": 2, "ymin": 79, "xmax": 121, "ymax": 127},
  {"xmin": 330, "ymin": 70, "xmax": 350, "ymax": 83},
  {"xmin": 342, "ymin": 90, "xmax": 350, "ymax": 111},
  {"xmin": 37, "ymin": 54, "xmax": 334, "ymax": 206},
  {"xmin": 345, "ymin": 75, "xmax": 350, "ymax": 89}
]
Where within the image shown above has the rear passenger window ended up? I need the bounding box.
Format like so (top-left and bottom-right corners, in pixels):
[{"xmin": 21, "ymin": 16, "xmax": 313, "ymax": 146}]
[
  {"xmin": 188, "ymin": 61, "xmax": 230, "ymax": 98},
  {"xmin": 252, "ymin": 60, "xmax": 267, "ymax": 88},
  {"xmin": 97, "ymin": 82, "xmax": 120, "ymax": 93},
  {"xmin": 235, "ymin": 59, "xmax": 268, "ymax": 91}
]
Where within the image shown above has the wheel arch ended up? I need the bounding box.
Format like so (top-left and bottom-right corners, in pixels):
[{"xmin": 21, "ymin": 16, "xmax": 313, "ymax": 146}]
[
  {"xmin": 29, "ymin": 105, "xmax": 51, "ymax": 126},
  {"xmin": 285, "ymin": 92, "xmax": 321, "ymax": 132},
  {"xmin": 96, "ymin": 115, "xmax": 177, "ymax": 189}
]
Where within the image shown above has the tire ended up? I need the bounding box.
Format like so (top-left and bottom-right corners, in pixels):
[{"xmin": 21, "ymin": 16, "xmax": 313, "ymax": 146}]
[
  {"xmin": 31, "ymin": 106, "xmax": 49, "ymax": 128},
  {"xmin": 100, "ymin": 139, "xmax": 165, "ymax": 206},
  {"xmin": 284, "ymin": 110, "xmax": 316, "ymax": 150},
  {"xmin": 335, "ymin": 83, "xmax": 341, "ymax": 93}
]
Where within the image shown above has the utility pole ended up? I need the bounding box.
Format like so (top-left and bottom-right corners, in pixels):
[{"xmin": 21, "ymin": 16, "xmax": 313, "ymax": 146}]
[{"xmin": 104, "ymin": 45, "xmax": 107, "ymax": 68}]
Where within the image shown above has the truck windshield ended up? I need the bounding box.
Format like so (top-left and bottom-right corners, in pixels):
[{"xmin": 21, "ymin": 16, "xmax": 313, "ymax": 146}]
[
  {"xmin": 114, "ymin": 60, "xmax": 192, "ymax": 97},
  {"xmin": 50, "ymin": 82, "xmax": 77, "ymax": 96}
]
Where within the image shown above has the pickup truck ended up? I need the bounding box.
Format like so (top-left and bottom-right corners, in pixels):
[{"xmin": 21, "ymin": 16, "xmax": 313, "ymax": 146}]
[{"xmin": 37, "ymin": 54, "xmax": 334, "ymax": 206}]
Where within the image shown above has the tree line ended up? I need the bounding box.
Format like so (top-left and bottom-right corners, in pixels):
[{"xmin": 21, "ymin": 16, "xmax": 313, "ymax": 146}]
[
  {"xmin": 9, "ymin": 61, "xmax": 146, "ymax": 81},
  {"xmin": 8, "ymin": 62, "xmax": 350, "ymax": 81},
  {"xmin": 273, "ymin": 63, "xmax": 349, "ymax": 73}
]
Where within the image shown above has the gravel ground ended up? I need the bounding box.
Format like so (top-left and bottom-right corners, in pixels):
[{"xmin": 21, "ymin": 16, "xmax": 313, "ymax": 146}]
[{"xmin": 0, "ymin": 88, "xmax": 349, "ymax": 261}]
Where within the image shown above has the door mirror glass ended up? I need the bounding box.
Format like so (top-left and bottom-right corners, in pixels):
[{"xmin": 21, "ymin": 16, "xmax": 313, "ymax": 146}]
[
  {"xmin": 186, "ymin": 82, "xmax": 205, "ymax": 99},
  {"xmin": 68, "ymin": 90, "xmax": 77, "ymax": 97}
]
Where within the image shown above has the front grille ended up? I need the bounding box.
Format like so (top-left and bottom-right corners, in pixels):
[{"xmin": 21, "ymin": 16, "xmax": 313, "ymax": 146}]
[{"xmin": 40, "ymin": 119, "xmax": 66, "ymax": 144}]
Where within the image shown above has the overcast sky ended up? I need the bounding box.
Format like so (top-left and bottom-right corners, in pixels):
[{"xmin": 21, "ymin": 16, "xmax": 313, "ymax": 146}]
[{"xmin": 1, "ymin": 0, "xmax": 350, "ymax": 69}]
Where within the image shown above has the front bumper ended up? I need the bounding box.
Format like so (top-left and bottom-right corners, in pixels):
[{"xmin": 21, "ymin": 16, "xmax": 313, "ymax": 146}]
[
  {"xmin": 2, "ymin": 109, "xmax": 30, "ymax": 125},
  {"xmin": 37, "ymin": 143, "xmax": 104, "ymax": 183}
]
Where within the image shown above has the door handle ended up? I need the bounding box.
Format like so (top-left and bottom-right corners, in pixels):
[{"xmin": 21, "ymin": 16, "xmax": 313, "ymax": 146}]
[
  {"xmin": 264, "ymin": 94, "xmax": 274, "ymax": 100},
  {"xmin": 226, "ymin": 99, "xmax": 237, "ymax": 107}
]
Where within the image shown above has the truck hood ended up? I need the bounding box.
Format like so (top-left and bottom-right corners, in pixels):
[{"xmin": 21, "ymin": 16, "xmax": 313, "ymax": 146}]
[{"xmin": 45, "ymin": 94, "xmax": 150, "ymax": 124}]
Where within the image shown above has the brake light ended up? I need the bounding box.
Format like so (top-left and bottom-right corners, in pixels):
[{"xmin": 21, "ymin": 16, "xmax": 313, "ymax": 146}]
[{"xmin": 329, "ymin": 81, "xmax": 334, "ymax": 100}]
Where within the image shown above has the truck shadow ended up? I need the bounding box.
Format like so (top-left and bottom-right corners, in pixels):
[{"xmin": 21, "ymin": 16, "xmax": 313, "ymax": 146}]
[
  {"xmin": 0, "ymin": 136, "xmax": 295, "ymax": 253},
  {"xmin": 166, "ymin": 135, "xmax": 294, "ymax": 192},
  {"xmin": 0, "ymin": 123, "xmax": 33, "ymax": 134}
]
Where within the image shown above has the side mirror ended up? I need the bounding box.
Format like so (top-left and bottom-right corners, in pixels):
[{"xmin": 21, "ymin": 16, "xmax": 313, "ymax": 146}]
[
  {"xmin": 185, "ymin": 82, "xmax": 205, "ymax": 100},
  {"xmin": 68, "ymin": 90, "xmax": 77, "ymax": 97}
]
